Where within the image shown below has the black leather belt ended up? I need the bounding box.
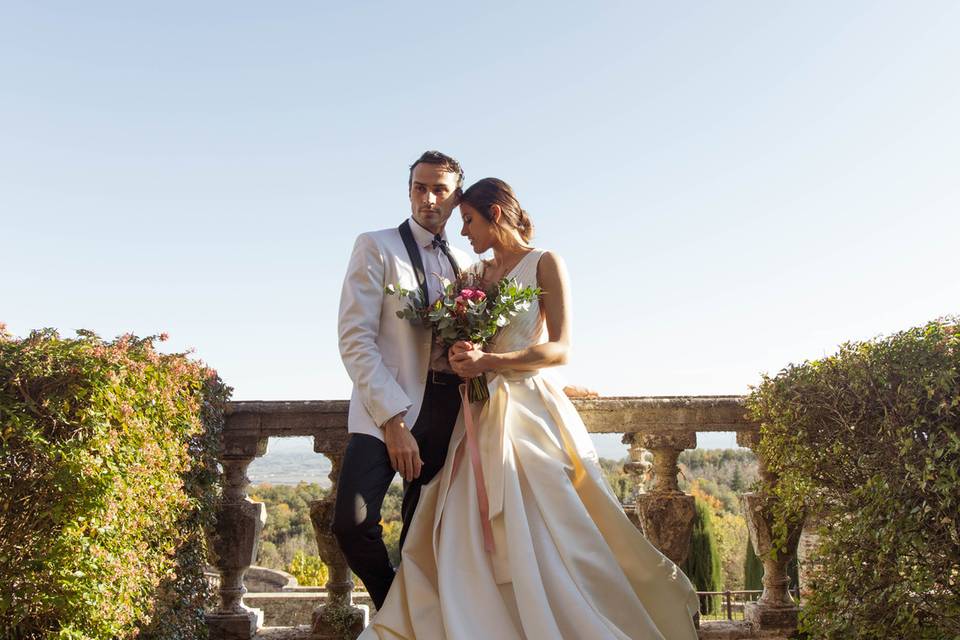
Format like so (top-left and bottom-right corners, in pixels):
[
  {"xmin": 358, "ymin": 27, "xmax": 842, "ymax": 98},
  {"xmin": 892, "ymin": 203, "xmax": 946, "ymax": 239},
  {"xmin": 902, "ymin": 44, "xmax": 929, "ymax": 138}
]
[{"xmin": 428, "ymin": 370, "xmax": 461, "ymax": 385}]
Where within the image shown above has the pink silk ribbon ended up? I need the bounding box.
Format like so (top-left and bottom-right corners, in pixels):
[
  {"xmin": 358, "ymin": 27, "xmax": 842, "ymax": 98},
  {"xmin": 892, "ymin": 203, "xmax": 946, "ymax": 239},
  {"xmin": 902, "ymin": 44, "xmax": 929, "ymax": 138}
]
[{"xmin": 460, "ymin": 383, "xmax": 496, "ymax": 553}]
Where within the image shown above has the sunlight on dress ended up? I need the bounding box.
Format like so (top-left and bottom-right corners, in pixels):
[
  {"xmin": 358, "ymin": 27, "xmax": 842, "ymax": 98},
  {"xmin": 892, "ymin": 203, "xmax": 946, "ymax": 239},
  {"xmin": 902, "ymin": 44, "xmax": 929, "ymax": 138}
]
[{"xmin": 359, "ymin": 250, "xmax": 700, "ymax": 640}]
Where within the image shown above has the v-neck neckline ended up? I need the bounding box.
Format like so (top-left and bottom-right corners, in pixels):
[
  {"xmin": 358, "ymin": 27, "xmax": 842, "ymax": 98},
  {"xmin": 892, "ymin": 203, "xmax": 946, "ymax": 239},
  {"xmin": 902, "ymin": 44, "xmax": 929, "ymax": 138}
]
[{"xmin": 484, "ymin": 248, "xmax": 537, "ymax": 284}]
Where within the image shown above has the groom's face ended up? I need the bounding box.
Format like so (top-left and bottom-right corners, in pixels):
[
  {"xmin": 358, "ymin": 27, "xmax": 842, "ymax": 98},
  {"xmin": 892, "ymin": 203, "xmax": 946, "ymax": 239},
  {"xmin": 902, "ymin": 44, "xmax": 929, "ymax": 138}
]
[{"xmin": 409, "ymin": 163, "xmax": 460, "ymax": 234}]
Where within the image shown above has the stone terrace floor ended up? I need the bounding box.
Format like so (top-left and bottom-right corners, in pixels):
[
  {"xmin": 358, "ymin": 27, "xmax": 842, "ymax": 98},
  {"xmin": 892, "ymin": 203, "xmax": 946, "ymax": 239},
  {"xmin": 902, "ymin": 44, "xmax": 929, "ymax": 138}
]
[{"xmin": 252, "ymin": 621, "xmax": 790, "ymax": 640}]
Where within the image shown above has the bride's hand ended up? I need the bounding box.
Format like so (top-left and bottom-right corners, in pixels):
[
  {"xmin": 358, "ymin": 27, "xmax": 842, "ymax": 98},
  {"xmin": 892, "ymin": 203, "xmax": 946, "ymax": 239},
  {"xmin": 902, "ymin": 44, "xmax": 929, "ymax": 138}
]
[
  {"xmin": 448, "ymin": 341, "xmax": 474, "ymax": 359},
  {"xmin": 450, "ymin": 344, "xmax": 487, "ymax": 378},
  {"xmin": 563, "ymin": 385, "xmax": 599, "ymax": 399}
]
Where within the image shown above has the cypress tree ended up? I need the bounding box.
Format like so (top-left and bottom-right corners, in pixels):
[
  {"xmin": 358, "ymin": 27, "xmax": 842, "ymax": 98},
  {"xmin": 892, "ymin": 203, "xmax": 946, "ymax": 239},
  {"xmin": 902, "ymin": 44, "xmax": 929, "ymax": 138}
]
[
  {"xmin": 683, "ymin": 498, "xmax": 724, "ymax": 615},
  {"xmin": 743, "ymin": 539, "xmax": 801, "ymax": 595},
  {"xmin": 730, "ymin": 466, "xmax": 745, "ymax": 492},
  {"xmin": 744, "ymin": 538, "xmax": 764, "ymax": 590}
]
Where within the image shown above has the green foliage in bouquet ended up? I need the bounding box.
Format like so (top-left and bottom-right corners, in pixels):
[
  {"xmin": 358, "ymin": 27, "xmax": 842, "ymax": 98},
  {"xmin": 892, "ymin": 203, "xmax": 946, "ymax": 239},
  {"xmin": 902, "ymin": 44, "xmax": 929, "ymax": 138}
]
[
  {"xmin": 0, "ymin": 327, "xmax": 228, "ymax": 640},
  {"xmin": 387, "ymin": 274, "xmax": 541, "ymax": 401},
  {"xmin": 747, "ymin": 318, "xmax": 960, "ymax": 639}
]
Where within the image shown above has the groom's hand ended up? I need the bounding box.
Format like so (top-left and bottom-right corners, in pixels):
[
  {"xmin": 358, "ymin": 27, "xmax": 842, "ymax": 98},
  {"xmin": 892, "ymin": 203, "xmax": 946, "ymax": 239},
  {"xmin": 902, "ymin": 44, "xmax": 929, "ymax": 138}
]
[{"xmin": 383, "ymin": 413, "xmax": 423, "ymax": 482}]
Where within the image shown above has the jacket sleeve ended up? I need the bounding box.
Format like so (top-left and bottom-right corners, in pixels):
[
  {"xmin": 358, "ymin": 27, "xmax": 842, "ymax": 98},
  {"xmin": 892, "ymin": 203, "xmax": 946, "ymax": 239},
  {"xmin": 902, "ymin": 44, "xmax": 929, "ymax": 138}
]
[{"xmin": 338, "ymin": 233, "xmax": 412, "ymax": 427}]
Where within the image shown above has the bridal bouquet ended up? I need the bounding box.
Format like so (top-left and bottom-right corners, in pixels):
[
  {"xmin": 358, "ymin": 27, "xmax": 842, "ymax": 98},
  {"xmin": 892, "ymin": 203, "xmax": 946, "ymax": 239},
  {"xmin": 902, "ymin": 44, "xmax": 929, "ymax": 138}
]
[{"xmin": 385, "ymin": 272, "xmax": 541, "ymax": 402}]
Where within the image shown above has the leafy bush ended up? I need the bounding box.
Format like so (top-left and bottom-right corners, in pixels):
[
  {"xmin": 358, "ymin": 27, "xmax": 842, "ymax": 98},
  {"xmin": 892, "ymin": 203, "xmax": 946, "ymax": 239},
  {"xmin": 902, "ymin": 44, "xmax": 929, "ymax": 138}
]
[
  {"xmin": 286, "ymin": 551, "xmax": 328, "ymax": 587},
  {"xmin": 710, "ymin": 510, "xmax": 749, "ymax": 591},
  {"xmin": 748, "ymin": 319, "xmax": 960, "ymax": 639},
  {"xmin": 381, "ymin": 520, "xmax": 402, "ymax": 567},
  {"xmin": 0, "ymin": 328, "xmax": 228, "ymax": 639}
]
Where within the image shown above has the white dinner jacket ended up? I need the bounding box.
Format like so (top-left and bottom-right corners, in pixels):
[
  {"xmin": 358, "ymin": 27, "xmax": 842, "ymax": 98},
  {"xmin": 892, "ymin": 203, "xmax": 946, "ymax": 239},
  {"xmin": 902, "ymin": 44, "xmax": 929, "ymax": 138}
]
[{"xmin": 338, "ymin": 222, "xmax": 470, "ymax": 441}]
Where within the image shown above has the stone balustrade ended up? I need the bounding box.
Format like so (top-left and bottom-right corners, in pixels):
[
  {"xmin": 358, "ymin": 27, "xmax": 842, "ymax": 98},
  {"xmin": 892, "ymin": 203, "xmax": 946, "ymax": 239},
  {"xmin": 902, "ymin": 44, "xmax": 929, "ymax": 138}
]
[{"xmin": 206, "ymin": 396, "xmax": 802, "ymax": 639}]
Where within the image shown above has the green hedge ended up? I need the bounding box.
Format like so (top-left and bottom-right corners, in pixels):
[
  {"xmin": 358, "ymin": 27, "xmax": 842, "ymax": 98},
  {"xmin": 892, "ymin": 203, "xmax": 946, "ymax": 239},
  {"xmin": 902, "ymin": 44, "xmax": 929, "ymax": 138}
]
[
  {"xmin": 748, "ymin": 319, "xmax": 960, "ymax": 639},
  {"xmin": 0, "ymin": 328, "xmax": 228, "ymax": 639}
]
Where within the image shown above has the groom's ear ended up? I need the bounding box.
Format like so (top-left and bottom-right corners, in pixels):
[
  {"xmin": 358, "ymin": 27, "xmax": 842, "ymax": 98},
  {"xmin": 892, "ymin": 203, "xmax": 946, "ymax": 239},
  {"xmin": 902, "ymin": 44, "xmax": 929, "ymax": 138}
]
[{"xmin": 454, "ymin": 187, "xmax": 463, "ymax": 203}]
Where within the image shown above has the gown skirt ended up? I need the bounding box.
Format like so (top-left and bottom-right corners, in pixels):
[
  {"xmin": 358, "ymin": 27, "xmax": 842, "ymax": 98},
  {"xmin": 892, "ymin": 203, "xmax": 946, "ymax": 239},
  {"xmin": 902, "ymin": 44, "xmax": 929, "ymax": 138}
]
[{"xmin": 358, "ymin": 369, "xmax": 700, "ymax": 640}]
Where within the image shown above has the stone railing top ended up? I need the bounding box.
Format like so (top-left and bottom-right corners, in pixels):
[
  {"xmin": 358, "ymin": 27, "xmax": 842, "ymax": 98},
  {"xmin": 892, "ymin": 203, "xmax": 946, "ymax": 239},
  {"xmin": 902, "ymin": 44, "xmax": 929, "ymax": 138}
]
[
  {"xmin": 567, "ymin": 395, "xmax": 755, "ymax": 433},
  {"xmin": 224, "ymin": 396, "xmax": 757, "ymax": 448}
]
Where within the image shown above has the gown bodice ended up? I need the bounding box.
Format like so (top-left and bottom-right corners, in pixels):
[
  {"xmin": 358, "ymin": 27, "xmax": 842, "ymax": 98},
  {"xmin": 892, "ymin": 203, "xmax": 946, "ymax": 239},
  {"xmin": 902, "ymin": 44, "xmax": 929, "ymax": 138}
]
[{"xmin": 480, "ymin": 248, "xmax": 548, "ymax": 357}]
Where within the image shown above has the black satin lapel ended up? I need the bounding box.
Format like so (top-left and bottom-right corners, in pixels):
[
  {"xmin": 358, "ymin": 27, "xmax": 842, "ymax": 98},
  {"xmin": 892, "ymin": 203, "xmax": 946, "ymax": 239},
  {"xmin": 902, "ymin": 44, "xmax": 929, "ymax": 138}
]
[{"xmin": 398, "ymin": 220, "xmax": 430, "ymax": 306}]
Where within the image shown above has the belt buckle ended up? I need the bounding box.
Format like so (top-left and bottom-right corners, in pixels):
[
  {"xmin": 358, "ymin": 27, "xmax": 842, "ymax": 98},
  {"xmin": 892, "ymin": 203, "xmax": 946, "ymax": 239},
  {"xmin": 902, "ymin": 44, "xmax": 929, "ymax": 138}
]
[{"xmin": 430, "ymin": 370, "xmax": 451, "ymax": 385}]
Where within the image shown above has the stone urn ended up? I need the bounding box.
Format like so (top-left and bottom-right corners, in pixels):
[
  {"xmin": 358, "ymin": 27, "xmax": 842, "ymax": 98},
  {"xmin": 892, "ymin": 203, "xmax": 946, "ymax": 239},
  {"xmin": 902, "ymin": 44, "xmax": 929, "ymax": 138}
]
[{"xmin": 742, "ymin": 491, "xmax": 804, "ymax": 629}]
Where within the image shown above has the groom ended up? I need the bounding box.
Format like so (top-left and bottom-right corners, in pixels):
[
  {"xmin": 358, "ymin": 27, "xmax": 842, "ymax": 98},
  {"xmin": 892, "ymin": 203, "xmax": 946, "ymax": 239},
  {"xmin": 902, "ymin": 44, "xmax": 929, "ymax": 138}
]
[{"xmin": 332, "ymin": 150, "xmax": 470, "ymax": 609}]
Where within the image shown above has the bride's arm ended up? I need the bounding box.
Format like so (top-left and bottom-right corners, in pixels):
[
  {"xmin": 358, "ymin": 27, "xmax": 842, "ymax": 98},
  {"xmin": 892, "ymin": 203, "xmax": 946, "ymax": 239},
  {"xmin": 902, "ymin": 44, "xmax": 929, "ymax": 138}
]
[{"xmin": 450, "ymin": 251, "xmax": 571, "ymax": 376}]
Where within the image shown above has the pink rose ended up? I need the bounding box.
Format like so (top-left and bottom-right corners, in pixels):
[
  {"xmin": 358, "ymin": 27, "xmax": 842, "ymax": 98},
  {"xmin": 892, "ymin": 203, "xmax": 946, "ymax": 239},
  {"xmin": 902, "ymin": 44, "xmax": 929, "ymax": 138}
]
[{"xmin": 458, "ymin": 288, "xmax": 486, "ymax": 302}]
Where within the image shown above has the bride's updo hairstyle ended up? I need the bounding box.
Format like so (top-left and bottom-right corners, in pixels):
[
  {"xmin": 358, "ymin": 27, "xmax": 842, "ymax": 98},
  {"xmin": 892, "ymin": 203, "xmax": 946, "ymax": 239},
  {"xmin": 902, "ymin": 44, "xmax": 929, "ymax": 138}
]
[{"xmin": 460, "ymin": 178, "xmax": 535, "ymax": 246}]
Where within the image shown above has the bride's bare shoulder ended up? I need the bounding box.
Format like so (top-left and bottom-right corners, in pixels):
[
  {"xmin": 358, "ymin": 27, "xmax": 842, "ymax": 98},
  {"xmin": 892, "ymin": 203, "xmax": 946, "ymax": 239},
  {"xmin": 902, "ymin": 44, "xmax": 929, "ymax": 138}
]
[{"xmin": 535, "ymin": 250, "xmax": 568, "ymax": 281}]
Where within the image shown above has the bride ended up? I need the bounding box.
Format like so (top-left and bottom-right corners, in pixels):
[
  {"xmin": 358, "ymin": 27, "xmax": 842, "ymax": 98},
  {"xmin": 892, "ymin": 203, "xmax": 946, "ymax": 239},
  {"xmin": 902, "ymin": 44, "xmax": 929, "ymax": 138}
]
[{"xmin": 359, "ymin": 178, "xmax": 700, "ymax": 639}]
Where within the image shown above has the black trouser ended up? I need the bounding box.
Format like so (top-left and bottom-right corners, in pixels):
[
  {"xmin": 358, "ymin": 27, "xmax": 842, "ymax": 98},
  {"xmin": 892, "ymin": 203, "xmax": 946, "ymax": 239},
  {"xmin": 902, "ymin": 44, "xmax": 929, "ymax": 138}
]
[{"xmin": 331, "ymin": 376, "xmax": 462, "ymax": 609}]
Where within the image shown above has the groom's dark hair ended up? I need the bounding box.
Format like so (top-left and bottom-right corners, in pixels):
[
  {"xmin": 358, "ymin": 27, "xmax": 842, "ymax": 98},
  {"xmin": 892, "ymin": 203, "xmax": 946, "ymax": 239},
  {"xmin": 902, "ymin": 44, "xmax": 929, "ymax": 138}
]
[{"xmin": 408, "ymin": 150, "xmax": 464, "ymax": 192}]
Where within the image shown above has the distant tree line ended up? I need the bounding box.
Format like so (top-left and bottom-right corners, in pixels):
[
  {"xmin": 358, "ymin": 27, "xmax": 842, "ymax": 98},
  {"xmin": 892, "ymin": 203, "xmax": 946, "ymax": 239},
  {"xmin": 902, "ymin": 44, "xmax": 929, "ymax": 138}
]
[{"xmin": 252, "ymin": 448, "xmax": 760, "ymax": 593}]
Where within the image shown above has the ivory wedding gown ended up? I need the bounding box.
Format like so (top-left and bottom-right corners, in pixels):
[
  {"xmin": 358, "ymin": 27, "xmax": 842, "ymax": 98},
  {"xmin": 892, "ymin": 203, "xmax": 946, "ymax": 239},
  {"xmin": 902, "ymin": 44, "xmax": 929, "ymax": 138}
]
[{"xmin": 360, "ymin": 249, "xmax": 700, "ymax": 640}]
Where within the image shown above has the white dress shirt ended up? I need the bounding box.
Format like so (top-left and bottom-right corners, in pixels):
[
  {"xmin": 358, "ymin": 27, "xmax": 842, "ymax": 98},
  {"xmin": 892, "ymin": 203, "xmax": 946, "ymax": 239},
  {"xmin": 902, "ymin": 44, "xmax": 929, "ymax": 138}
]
[
  {"xmin": 407, "ymin": 217, "xmax": 458, "ymax": 302},
  {"xmin": 407, "ymin": 217, "xmax": 459, "ymax": 372}
]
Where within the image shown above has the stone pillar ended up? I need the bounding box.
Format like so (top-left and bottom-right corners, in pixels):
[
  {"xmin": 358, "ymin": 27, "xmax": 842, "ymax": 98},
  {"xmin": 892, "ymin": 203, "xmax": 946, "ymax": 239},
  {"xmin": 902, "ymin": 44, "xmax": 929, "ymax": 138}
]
[
  {"xmin": 796, "ymin": 510, "xmax": 823, "ymax": 603},
  {"xmin": 207, "ymin": 436, "xmax": 267, "ymax": 640},
  {"xmin": 628, "ymin": 431, "xmax": 697, "ymax": 566},
  {"xmin": 738, "ymin": 430, "xmax": 804, "ymax": 631},
  {"xmin": 310, "ymin": 447, "xmax": 368, "ymax": 639}
]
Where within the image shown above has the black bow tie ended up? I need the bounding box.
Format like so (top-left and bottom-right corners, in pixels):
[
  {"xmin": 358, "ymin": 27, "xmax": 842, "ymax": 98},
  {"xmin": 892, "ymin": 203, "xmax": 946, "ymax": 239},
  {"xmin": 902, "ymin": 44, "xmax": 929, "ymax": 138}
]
[{"xmin": 431, "ymin": 234, "xmax": 461, "ymax": 278}]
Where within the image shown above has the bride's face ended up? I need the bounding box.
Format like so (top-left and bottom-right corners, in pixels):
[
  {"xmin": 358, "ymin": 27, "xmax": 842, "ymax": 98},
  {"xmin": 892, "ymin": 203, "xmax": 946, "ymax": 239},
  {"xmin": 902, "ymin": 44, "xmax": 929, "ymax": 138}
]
[{"xmin": 459, "ymin": 203, "xmax": 497, "ymax": 254}]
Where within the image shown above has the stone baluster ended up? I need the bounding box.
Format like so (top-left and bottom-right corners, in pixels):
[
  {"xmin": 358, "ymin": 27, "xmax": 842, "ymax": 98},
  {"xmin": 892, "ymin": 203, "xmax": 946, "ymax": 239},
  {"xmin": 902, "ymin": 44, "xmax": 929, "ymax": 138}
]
[
  {"xmin": 621, "ymin": 435, "xmax": 652, "ymax": 530},
  {"xmin": 627, "ymin": 431, "xmax": 697, "ymax": 566},
  {"xmin": 310, "ymin": 445, "xmax": 369, "ymax": 639},
  {"xmin": 738, "ymin": 429, "xmax": 804, "ymax": 631},
  {"xmin": 207, "ymin": 435, "xmax": 267, "ymax": 640},
  {"xmin": 621, "ymin": 436, "xmax": 652, "ymax": 501}
]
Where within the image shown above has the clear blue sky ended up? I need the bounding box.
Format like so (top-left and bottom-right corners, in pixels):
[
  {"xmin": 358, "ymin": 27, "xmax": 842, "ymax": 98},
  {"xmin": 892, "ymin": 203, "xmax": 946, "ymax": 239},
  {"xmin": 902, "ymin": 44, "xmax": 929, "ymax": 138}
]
[{"xmin": 3, "ymin": 2, "xmax": 958, "ymax": 453}]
